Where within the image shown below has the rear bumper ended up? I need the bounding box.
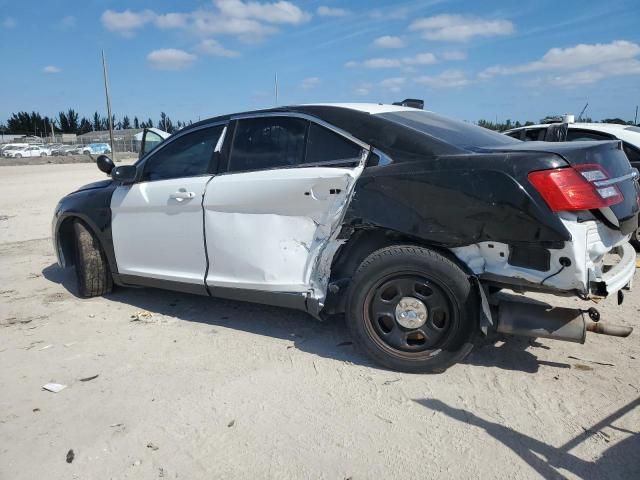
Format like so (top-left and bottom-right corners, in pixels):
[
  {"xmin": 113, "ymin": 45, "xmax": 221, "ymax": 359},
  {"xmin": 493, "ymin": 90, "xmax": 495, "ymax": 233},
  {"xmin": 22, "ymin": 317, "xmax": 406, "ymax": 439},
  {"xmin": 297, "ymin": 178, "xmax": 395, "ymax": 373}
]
[{"xmin": 590, "ymin": 242, "xmax": 635, "ymax": 296}]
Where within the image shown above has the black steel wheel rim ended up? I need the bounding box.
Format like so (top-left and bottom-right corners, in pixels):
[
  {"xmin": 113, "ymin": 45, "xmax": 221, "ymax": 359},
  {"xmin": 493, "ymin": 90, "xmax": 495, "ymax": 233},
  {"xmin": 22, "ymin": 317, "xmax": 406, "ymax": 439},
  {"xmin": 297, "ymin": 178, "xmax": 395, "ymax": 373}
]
[{"xmin": 363, "ymin": 272, "xmax": 459, "ymax": 355}]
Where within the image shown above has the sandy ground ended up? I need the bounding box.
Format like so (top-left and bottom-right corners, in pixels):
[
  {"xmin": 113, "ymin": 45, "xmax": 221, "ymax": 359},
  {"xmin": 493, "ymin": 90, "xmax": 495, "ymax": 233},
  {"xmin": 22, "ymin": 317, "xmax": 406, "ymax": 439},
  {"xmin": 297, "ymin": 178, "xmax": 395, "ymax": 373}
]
[{"xmin": 0, "ymin": 163, "xmax": 638, "ymax": 480}]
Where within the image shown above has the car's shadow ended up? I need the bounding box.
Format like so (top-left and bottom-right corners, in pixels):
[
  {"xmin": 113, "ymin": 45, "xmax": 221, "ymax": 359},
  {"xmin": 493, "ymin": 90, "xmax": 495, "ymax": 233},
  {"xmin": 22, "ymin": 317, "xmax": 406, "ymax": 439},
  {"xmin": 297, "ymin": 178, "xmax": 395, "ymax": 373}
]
[{"xmin": 43, "ymin": 263, "xmax": 571, "ymax": 373}]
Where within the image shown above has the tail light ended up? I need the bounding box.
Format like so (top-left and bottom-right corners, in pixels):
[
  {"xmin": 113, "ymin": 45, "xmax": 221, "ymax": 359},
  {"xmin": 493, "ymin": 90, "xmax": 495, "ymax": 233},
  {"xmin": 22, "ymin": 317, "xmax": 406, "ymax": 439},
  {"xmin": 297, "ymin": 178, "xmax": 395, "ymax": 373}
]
[{"xmin": 528, "ymin": 164, "xmax": 623, "ymax": 212}]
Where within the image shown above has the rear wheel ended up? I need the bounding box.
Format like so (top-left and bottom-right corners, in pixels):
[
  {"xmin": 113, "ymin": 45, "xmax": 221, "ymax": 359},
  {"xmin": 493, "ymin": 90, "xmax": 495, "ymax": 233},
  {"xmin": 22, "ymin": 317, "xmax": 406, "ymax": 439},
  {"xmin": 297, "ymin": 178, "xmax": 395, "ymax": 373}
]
[
  {"xmin": 40, "ymin": 152, "xmax": 47, "ymax": 157},
  {"xmin": 73, "ymin": 220, "xmax": 113, "ymax": 297},
  {"xmin": 631, "ymin": 225, "xmax": 640, "ymax": 251},
  {"xmin": 346, "ymin": 245, "xmax": 478, "ymax": 373}
]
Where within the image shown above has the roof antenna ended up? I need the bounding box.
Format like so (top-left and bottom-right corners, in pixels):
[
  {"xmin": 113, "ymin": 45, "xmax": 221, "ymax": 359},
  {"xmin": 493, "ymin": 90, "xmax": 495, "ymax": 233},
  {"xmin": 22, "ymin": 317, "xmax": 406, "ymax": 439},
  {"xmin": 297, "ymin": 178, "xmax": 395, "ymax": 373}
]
[{"xmin": 274, "ymin": 72, "xmax": 279, "ymax": 106}]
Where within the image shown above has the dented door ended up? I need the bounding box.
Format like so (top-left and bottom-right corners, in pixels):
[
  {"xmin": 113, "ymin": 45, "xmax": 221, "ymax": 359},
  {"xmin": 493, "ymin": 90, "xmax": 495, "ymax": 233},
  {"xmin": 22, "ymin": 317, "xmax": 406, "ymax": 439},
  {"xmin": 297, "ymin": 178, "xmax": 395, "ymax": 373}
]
[
  {"xmin": 203, "ymin": 167, "xmax": 361, "ymax": 293},
  {"xmin": 203, "ymin": 115, "xmax": 367, "ymax": 295}
]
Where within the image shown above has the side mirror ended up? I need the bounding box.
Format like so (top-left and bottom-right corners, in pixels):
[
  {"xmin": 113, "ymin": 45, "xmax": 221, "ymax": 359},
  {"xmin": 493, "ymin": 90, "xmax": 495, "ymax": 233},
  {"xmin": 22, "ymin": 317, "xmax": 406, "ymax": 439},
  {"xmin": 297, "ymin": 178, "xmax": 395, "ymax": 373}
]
[
  {"xmin": 96, "ymin": 154, "xmax": 114, "ymax": 174},
  {"xmin": 111, "ymin": 165, "xmax": 137, "ymax": 184}
]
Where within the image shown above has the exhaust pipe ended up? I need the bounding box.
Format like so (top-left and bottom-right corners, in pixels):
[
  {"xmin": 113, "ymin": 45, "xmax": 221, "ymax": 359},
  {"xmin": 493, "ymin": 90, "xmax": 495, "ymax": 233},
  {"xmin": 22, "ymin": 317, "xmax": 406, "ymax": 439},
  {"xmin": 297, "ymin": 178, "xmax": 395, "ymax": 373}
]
[{"xmin": 496, "ymin": 300, "xmax": 633, "ymax": 343}]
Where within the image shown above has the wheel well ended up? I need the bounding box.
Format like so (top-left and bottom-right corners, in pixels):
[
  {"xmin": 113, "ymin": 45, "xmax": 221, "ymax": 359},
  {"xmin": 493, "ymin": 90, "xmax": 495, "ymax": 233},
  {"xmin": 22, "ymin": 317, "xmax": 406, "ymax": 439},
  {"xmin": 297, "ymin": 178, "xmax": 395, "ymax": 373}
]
[
  {"xmin": 324, "ymin": 227, "xmax": 465, "ymax": 315},
  {"xmin": 57, "ymin": 217, "xmax": 77, "ymax": 268}
]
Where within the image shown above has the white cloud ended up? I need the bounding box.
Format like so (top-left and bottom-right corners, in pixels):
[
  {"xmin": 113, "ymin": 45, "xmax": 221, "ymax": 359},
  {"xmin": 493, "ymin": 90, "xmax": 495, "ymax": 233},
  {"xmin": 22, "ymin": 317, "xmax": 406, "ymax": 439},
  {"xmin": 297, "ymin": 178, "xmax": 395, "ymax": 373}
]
[
  {"xmin": 147, "ymin": 49, "xmax": 197, "ymax": 70},
  {"xmin": 402, "ymin": 52, "xmax": 436, "ymax": 65},
  {"xmin": 380, "ymin": 77, "xmax": 405, "ymax": 92},
  {"xmin": 155, "ymin": 13, "xmax": 189, "ymax": 29},
  {"xmin": 102, "ymin": 1, "xmax": 310, "ymax": 42},
  {"xmin": 415, "ymin": 70, "xmax": 469, "ymax": 88},
  {"xmin": 215, "ymin": 0, "xmax": 310, "ymax": 24},
  {"xmin": 2, "ymin": 16, "xmax": 16, "ymax": 28},
  {"xmin": 479, "ymin": 40, "xmax": 640, "ymax": 86},
  {"xmin": 441, "ymin": 50, "xmax": 466, "ymax": 61},
  {"xmin": 410, "ymin": 14, "xmax": 514, "ymax": 42},
  {"xmin": 196, "ymin": 39, "xmax": 240, "ymax": 57},
  {"xmin": 301, "ymin": 76, "xmax": 321, "ymax": 89},
  {"xmin": 317, "ymin": 6, "xmax": 349, "ymax": 17},
  {"xmin": 373, "ymin": 35, "xmax": 405, "ymax": 49},
  {"xmin": 43, "ymin": 65, "xmax": 61, "ymax": 74},
  {"xmin": 347, "ymin": 52, "xmax": 436, "ymax": 69},
  {"xmin": 101, "ymin": 9, "xmax": 155, "ymax": 37},
  {"xmin": 362, "ymin": 58, "xmax": 403, "ymax": 68}
]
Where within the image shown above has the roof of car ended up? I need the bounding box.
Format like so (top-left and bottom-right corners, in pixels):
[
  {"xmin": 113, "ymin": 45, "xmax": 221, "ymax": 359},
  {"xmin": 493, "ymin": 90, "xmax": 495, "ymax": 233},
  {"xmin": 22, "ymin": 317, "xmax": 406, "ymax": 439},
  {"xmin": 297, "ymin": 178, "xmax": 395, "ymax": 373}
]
[{"xmin": 505, "ymin": 122, "xmax": 640, "ymax": 133}]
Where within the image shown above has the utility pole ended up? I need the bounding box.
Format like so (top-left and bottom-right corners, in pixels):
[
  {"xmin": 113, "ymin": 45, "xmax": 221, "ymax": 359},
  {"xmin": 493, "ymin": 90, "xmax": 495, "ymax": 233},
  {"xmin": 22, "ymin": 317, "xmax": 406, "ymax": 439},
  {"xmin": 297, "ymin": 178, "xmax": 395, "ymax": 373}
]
[
  {"xmin": 101, "ymin": 49, "xmax": 116, "ymax": 161},
  {"xmin": 274, "ymin": 72, "xmax": 278, "ymax": 106}
]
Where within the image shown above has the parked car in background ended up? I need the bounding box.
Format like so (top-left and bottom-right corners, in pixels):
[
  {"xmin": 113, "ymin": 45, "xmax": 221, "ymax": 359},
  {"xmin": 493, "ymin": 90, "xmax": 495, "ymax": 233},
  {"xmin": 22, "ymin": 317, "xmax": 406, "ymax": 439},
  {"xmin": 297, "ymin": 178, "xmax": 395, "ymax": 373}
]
[
  {"xmin": 504, "ymin": 118, "xmax": 640, "ymax": 248},
  {"xmin": 82, "ymin": 143, "xmax": 111, "ymax": 155},
  {"xmin": 1, "ymin": 143, "xmax": 29, "ymax": 155},
  {"xmin": 5, "ymin": 145, "xmax": 50, "ymax": 158},
  {"xmin": 52, "ymin": 103, "xmax": 638, "ymax": 373}
]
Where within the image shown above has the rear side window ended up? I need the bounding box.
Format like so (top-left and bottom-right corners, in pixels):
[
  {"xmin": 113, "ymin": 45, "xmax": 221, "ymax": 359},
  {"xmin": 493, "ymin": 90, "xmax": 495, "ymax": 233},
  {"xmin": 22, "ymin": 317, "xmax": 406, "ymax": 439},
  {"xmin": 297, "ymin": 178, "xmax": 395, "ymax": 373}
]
[
  {"xmin": 523, "ymin": 128, "xmax": 545, "ymax": 141},
  {"xmin": 566, "ymin": 129, "xmax": 614, "ymax": 142},
  {"xmin": 142, "ymin": 125, "xmax": 223, "ymax": 181},
  {"xmin": 305, "ymin": 123, "xmax": 362, "ymax": 164},
  {"xmin": 622, "ymin": 142, "xmax": 640, "ymax": 164},
  {"xmin": 229, "ymin": 117, "xmax": 307, "ymax": 172}
]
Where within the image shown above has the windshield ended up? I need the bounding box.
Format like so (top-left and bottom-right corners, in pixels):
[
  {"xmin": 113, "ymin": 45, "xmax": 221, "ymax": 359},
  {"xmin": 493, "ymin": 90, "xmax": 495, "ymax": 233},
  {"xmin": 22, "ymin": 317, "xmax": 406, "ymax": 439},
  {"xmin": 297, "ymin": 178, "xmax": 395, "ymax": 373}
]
[{"xmin": 378, "ymin": 110, "xmax": 520, "ymax": 151}]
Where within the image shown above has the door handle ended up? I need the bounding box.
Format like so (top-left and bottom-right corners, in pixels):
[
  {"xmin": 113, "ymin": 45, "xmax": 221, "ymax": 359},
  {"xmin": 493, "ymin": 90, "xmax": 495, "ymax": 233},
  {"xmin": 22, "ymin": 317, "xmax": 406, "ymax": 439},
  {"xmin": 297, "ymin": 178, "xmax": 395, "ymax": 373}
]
[{"xmin": 170, "ymin": 190, "xmax": 196, "ymax": 201}]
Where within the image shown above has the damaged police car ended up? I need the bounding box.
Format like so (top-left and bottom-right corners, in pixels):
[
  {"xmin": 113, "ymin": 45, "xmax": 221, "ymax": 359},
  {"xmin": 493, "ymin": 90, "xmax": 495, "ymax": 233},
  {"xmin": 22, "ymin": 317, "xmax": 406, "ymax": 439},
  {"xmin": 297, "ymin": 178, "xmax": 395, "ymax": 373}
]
[{"xmin": 53, "ymin": 103, "xmax": 639, "ymax": 372}]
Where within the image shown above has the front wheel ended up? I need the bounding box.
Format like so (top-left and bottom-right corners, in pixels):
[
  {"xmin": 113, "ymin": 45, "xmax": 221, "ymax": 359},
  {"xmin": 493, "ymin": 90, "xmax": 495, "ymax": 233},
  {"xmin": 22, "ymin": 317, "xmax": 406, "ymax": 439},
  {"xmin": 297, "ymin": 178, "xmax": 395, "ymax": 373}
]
[
  {"xmin": 346, "ymin": 245, "xmax": 478, "ymax": 373},
  {"xmin": 73, "ymin": 220, "xmax": 113, "ymax": 297},
  {"xmin": 15, "ymin": 153, "xmax": 22, "ymax": 158},
  {"xmin": 631, "ymin": 226, "xmax": 640, "ymax": 251},
  {"xmin": 40, "ymin": 152, "xmax": 47, "ymax": 157}
]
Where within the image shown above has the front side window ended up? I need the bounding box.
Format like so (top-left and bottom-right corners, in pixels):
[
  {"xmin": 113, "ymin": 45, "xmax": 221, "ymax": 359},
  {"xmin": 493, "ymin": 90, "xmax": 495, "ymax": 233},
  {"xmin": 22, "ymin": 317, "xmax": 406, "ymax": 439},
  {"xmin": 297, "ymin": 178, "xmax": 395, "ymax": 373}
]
[
  {"xmin": 228, "ymin": 117, "xmax": 307, "ymax": 172},
  {"xmin": 305, "ymin": 123, "xmax": 363, "ymax": 163},
  {"xmin": 142, "ymin": 125, "xmax": 223, "ymax": 181}
]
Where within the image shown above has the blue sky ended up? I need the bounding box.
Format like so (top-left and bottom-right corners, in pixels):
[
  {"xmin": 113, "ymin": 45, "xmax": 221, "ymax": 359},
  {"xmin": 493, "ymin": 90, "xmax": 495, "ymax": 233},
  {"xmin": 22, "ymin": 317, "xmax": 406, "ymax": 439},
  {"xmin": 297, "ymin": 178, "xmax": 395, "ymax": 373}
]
[{"xmin": 1, "ymin": 0, "xmax": 639, "ymax": 125}]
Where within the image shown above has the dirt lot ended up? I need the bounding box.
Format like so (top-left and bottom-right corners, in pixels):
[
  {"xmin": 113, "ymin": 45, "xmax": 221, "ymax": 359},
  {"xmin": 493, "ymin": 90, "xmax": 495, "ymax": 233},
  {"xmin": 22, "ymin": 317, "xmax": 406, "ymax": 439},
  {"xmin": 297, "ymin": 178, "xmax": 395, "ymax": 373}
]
[
  {"xmin": 1, "ymin": 163, "xmax": 639, "ymax": 479},
  {"xmin": 0, "ymin": 152, "xmax": 137, "ymax": 167}
]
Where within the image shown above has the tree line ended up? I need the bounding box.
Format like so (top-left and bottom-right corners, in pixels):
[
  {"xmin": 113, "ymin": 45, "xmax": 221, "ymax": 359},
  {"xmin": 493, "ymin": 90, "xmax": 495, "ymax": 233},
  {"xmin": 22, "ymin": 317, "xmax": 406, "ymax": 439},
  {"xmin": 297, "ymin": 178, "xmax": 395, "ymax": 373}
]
[
  {"xmin": 0, "ymin": 110, "xmax": 192, "ymax": 136},
  {"xmin": 477, "ymin": 116, "xmax": 637, "ymax": 132}
]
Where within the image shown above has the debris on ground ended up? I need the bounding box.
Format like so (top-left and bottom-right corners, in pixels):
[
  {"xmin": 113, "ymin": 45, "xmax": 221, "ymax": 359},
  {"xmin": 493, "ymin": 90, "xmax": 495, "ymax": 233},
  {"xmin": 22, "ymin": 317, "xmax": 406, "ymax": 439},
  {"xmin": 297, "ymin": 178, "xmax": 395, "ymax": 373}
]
[
  {"xmin": 109, "ymin": 423, "xmax": 124, "ymax": 427},
  {"xmin": 382, "ymin": 378, "xmax": 401, "ymax": 386},
  {"xmin": 130, "ymin": 311, "xmax": 154, "ymax": 322},
  {"xmin": 42, "ymin": 383, "xmax": 67, "ymax": 393},
  {"xmin": 375, "ymin": 414, "xmax": 393, "ymax": 424},
  {"xmin": 572, "ymin": 364, "xmax": 593, "ymax": 371},
  {"xmin": 79, "ymin": 374, "xmax": 99, "ymax": 382},
  {"xmin": 568, "ymin": 355, "xmax": 615, "ymax": 366},
  {"xmin": 227, "ymin": 419, "xmax": 235, "ymax": 428},
  {"xmin": 147, "ymin": 442, "xmax": 159, "ymax": 451},
  {"xmin": 32, "ymin": 408, "xmax": 40, "ymax": 412},
  {"xmin": 38, "ymin": 344, "xmax": 53, "ymax": 351},
  {"xmin": 66, "ymin": 449, "xmax": 74, "ymax": 463}
]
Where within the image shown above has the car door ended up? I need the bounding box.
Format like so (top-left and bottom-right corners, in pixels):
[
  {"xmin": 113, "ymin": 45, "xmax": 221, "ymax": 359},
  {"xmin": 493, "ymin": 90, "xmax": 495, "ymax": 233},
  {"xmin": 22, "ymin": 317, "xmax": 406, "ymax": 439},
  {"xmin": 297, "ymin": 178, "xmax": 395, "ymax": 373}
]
[
  {"xmin": 203, "ymin": 115, "xmax": 368, "ymax": 296},
  {"xmin": 111, "ymin": 124, "xmax": 225, "ymax": 291}
]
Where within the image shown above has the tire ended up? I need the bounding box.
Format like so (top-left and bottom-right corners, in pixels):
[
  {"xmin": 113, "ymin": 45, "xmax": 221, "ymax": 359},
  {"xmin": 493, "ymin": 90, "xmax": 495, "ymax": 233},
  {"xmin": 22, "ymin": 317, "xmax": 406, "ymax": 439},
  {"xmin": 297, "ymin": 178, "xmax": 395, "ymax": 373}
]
[
  {"xmin": 15, "ymin": 153, "xmax": 22, "ymax": 158},
  {"xmin": 40, "ymin": 152, "xmax": 46, "ymax": 157},
  {"xmin": 73, "ymin": 220, "xmax": 113, "ymax": 297},
  {"xmin": 631, "ymin": 228, "xmax": 640, "ymax": 251},
  {"xmin": 83, "ymin": 150, "xmax": 90, "ymax": 155},
  {"xmin": 346, "ymin": 245, "xmax": 478, "ymax": 373}
]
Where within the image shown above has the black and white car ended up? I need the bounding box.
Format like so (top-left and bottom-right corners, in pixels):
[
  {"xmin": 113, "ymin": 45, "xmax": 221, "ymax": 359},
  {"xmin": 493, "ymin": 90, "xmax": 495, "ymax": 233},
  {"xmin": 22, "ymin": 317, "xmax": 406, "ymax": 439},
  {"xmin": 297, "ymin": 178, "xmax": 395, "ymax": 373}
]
[{"xmin": 52, "ymin": 103, "xmax": 639, "ymax": 372}]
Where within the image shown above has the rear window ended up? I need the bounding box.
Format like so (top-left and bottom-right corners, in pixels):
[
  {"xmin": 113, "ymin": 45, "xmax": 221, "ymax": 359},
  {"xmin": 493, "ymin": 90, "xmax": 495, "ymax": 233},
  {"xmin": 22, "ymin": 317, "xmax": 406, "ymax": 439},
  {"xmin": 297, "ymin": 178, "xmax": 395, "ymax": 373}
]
[{"xmin": 378, "ymin": 110, "xmax": 520, "ymax": 150}]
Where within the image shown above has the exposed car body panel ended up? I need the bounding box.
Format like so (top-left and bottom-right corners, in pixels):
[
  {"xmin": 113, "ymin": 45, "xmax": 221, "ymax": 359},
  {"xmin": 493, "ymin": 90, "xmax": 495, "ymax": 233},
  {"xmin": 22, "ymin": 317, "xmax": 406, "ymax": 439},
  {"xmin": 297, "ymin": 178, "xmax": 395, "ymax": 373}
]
[{"xmin": 203, "ymin": 166, "xmax": 363, "ymax": 295}]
